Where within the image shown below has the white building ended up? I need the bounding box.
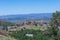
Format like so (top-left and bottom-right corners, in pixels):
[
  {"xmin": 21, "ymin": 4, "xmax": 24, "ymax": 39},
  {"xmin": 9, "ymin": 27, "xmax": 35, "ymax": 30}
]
[{"xmin": 26, "ymin": 34, "xmax": 33, "ymax": 37}]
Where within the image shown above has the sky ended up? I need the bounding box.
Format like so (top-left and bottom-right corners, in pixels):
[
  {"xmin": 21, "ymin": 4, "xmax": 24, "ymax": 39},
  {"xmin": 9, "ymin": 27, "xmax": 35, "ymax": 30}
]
[{"xmin": 0, "ymin": 0, "xmax": 60, "ymax": 16}]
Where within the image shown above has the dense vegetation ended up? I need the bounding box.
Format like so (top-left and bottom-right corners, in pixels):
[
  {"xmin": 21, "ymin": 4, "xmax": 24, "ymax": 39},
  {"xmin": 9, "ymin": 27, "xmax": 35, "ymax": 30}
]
[
  {"xmin": 50, "ymin": 11, "xmax": 60, "ymax": 40},
  {"xmin": 9, "ymin": 29, "xmax": 55, "ymax": 40}
]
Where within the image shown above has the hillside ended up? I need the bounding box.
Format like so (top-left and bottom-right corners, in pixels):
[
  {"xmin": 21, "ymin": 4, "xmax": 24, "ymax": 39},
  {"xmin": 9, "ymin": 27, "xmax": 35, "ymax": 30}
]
[
  {"xmin": 0, "ymin": 20, "xmax": 15, "ymax": 26},
  {"xmin": 0, "ymin": 35, "xmax": 16, "ymax": 40}
]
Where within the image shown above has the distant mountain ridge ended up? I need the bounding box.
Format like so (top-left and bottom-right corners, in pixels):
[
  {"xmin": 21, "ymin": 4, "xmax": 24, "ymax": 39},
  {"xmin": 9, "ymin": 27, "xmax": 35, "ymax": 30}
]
[{"xmin": 0, "ymin": 13, "xmax": 52, "ymax": 22}]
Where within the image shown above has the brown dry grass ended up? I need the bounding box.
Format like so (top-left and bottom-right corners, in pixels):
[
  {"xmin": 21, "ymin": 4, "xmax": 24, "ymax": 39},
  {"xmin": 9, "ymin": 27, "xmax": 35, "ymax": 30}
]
[{"xmin": 9, "ymin": 25, "xmax": 48, "ymax": 31}]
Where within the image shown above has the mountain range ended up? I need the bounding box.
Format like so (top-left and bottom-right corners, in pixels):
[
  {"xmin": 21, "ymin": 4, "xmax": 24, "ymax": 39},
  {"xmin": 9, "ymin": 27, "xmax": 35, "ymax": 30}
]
[{"xmin": 0, "ymin": 13, "xmax": 52, "ymax": 22}]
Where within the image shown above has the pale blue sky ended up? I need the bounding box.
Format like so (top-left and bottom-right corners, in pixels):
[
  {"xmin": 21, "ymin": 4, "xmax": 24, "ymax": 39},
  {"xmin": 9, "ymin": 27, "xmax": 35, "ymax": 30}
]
[{"xmin": 0, "ymin": 0, "xmax": 60, "ymax": 16}]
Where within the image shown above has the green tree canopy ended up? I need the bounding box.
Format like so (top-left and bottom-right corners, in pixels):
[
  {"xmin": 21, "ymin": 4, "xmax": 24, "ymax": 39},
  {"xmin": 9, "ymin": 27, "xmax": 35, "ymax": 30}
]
[
  {"xmin": 50, "ymin": 11, "xmax": 60, "ymax": 40},
  {"xmin": 50, "ymin": 11, "xmax": 60, "ymax": 27}
]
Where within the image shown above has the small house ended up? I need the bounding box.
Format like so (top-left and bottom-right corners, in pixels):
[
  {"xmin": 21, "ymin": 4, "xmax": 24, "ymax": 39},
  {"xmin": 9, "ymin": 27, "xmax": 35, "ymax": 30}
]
[
  {"xmin": 7, "ymin": 26, "xmax": 17, "ymax": 30},
  {"xmin": 26, "ymin": 34, "xmax": 33, "ymax": 37}
]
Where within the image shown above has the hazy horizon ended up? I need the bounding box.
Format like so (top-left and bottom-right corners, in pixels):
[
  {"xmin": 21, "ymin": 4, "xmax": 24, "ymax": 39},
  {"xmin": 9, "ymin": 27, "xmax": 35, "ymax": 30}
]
[{"xmin": 0, "ymin": 13, "xmax": 52, "ymax": 16}]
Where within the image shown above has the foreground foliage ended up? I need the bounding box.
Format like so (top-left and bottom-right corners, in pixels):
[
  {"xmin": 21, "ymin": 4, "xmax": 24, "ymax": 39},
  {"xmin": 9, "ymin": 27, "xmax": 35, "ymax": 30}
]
[
  {"xmin": 50, "ymin": 11, "xmax": 60, "ymax": 40},
  {"xmin": 9, "ymin": 29, "xmax": 56, "ymax": 40}
]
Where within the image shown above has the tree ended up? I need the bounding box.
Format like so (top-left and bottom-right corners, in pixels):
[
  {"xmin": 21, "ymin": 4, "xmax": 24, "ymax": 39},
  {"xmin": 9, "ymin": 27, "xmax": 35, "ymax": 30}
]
[
  {"xmin": 26, "ymin": 21, "xmax": 31, "ymax": 25},
  {"xmin": 50, "ymin": 11, "xmax": 60, "ymax": 40},
  {"xmin": 33, "ymin": 21, "xmax": 38, "ymax": 26},
  {"xmin": 16, "ymin": 24, "xmax": 20, "ymax": 27}
]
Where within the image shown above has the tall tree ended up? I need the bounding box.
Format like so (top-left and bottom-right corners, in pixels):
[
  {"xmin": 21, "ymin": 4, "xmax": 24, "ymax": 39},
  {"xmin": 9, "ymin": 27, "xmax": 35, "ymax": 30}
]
[{"xmin": 50, "ymin": 11, "xmax": 60, "ymax": 40}]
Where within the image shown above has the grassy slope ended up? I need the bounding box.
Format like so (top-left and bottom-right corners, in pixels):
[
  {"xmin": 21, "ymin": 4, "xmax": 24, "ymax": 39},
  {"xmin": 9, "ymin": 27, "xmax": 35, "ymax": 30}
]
[
  {"xmin": 27, "ymin": 26, "xmax": 48, "ymax": 30},
  {"xmin": 0, "ymin": 35, "xmax": 16, "ymax": 40}
]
